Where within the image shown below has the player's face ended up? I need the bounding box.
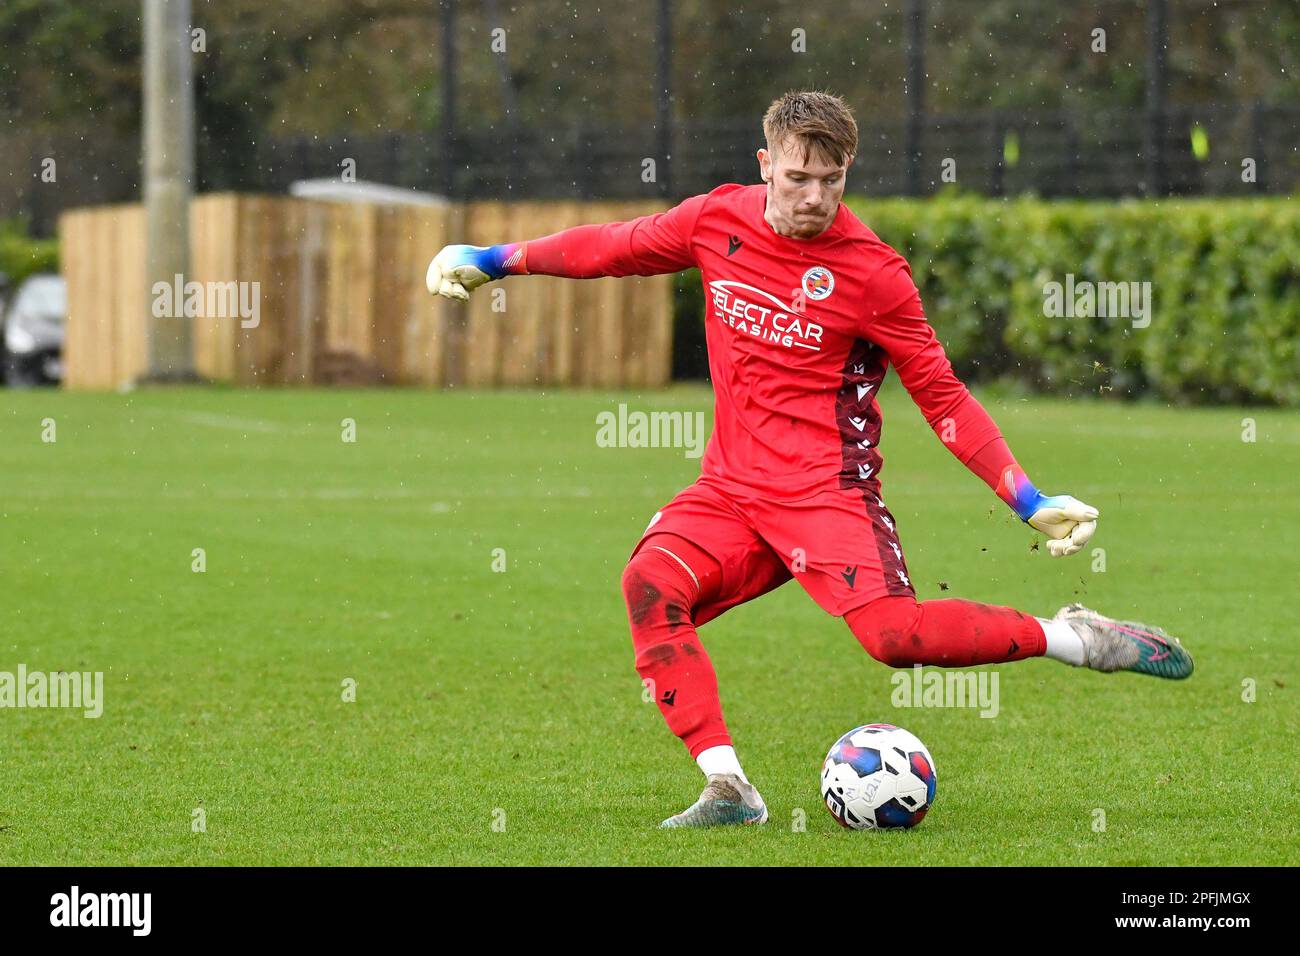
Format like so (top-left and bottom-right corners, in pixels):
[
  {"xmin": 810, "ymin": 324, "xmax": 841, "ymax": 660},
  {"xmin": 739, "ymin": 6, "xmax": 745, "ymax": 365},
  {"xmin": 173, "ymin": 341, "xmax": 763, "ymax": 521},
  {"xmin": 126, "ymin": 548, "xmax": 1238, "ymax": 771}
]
[{"xmin": 758, "ymin": 136, "xmax": 851, "ymax": 239}]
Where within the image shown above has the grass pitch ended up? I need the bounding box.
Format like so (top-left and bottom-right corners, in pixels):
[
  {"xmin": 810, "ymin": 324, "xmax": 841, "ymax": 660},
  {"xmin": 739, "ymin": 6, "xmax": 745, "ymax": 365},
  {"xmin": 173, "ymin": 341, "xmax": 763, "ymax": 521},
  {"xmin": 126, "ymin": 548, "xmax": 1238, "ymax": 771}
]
[{"xmin": 1, "ymin": 382, "xmax": 1295, "ymax": 865}]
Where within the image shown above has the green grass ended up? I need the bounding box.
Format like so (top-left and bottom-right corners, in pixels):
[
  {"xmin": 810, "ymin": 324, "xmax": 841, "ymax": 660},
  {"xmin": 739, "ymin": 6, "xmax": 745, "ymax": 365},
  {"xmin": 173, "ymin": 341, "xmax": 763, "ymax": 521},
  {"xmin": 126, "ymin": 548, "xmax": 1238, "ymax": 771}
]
[{"xmin": 1, "ymin": 382, "xmax": 1296, "ymax": 865}]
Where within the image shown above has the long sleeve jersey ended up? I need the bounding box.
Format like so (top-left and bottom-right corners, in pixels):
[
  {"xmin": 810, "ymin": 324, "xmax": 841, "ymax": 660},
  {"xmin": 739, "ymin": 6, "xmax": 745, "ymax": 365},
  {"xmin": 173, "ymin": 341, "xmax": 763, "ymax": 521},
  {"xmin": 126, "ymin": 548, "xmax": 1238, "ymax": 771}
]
[{"xmin": 496, "ymin": 183, "xmax": 1034, "ymax": 511}]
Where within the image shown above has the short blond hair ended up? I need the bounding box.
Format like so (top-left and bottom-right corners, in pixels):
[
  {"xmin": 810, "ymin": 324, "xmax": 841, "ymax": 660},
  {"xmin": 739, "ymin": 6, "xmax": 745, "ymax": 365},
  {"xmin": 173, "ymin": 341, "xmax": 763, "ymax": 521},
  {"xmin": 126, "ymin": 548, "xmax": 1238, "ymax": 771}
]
[{"xmin": 763, "ymin": 90, "xmax": 858, "ymax": 168}]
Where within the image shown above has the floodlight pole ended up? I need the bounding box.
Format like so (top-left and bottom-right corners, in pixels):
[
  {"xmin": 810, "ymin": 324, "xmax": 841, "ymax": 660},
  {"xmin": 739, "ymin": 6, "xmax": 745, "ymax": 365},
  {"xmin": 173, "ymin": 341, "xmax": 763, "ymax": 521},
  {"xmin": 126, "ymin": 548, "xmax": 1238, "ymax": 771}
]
[{"xmin": 142, "ymin": 0, "xmax": 196, "ymax": 381}]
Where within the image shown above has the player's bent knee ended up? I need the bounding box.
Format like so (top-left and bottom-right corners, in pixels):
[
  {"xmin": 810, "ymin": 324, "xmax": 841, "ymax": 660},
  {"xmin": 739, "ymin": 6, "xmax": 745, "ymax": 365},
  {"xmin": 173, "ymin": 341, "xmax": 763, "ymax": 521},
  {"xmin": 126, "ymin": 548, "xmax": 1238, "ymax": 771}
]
[
  {"xmin": 845, "ymin": 595, "xmax": 925, "ymax": 668},
  {"xmin": 621, "ymin": 546, "xmax": 696, "ymax": 635}
]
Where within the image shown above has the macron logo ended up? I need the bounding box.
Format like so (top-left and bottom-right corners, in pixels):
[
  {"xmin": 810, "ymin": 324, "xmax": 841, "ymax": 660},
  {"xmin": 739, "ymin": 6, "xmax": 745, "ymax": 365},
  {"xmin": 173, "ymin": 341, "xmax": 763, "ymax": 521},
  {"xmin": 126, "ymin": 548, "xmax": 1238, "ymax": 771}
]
[{"xmin": 50, "ymin": 886, "xmax": 151, "ymax": 937}]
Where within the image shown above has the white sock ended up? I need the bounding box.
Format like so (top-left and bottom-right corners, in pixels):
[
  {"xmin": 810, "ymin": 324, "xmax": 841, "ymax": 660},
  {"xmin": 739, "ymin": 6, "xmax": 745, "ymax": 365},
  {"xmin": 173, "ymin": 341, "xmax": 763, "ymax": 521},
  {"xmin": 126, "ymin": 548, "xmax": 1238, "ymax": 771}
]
[
  {"xmin": 696, "ymin": 745, "xmax": 749, "ymax": 784},
  {"xmin": 1038, "ymin": 617, "xmax": 1086, "ymax": 666}
]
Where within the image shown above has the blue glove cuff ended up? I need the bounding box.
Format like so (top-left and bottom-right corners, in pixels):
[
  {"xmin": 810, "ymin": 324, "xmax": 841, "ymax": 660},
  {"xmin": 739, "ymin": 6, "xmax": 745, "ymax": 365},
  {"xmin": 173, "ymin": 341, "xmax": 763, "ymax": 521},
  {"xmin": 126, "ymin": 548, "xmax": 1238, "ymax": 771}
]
[
  {"xmin": 472, "ymin": 243, "xmax": 523, "ymax": 281},
  {"xmin": 1008, "ymin": 479, "xmax": 1049, "ymax": 522}
]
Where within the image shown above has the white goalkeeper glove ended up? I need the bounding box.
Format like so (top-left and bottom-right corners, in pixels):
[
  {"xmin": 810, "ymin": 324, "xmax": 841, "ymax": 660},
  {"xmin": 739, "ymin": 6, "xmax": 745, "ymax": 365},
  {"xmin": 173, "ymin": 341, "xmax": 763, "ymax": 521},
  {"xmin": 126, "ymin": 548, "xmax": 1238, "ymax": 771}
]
[
  {"xmin": 1025, "ymin": 495, "xmax": 1099, "ymax": 557},
  {"xmin": 425, "ymin": 243, "xmax": 521, "ymax": 302}
]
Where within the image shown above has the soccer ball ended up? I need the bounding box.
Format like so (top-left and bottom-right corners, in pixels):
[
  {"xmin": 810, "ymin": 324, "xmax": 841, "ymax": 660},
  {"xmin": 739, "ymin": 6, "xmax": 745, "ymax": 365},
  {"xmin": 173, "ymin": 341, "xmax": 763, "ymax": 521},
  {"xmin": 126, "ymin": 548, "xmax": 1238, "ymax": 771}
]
[{"xmin": 820, "ymin": 723, "xmax": 937, "ymax": 830}]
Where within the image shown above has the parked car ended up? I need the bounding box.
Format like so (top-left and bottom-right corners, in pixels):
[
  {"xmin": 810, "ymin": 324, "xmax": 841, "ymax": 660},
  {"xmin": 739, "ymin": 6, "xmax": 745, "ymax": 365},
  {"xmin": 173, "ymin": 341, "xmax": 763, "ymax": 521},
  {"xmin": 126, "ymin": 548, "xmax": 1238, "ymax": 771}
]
[{"xmin": 2, "ymin": 273, "xmax": 66, "ymax": 386}]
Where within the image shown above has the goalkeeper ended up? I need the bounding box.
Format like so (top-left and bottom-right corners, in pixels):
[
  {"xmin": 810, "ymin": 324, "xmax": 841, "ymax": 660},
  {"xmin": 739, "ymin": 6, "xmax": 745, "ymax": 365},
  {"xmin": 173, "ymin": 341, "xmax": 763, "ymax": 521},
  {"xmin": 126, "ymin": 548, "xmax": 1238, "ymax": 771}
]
[{"xmin": 426, "ymin": 90, "xmax": 1193, "ymax": 829}]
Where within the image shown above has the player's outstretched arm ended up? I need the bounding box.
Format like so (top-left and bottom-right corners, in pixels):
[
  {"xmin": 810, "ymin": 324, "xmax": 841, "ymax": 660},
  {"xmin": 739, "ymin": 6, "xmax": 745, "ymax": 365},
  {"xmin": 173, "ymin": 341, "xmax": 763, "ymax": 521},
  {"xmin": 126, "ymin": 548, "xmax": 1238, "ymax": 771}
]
[
  {"xmin": 868, "ymin": 262, "xmax": 1099, "ymax": 557},
  {"xmin": 425, "ymin": 244, "xmax": 523, "ymax": 301},
  {"xmin": 426, "ymin": 194, "xmax": 710, "ymax": 301}
]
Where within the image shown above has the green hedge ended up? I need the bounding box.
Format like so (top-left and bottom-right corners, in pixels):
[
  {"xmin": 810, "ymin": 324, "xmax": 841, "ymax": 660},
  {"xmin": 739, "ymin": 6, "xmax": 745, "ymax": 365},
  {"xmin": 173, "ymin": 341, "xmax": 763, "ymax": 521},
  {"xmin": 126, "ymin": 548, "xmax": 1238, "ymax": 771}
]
[
  {"xmin": 0, "ymin": 218, "xmax": 59, "ymax": 289},
  {"xmin": 674, "ymin": 195, "xmax": 1300, "ymax": 405}
]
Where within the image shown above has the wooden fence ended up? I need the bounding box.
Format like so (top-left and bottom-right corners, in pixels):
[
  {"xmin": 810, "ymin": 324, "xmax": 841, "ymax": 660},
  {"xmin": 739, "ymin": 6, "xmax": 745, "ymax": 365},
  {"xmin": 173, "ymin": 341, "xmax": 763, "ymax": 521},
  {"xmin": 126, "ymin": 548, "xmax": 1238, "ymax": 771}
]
[{"xmin": 59, "ymin": 193, "xmax": 675, "ymax": 390}]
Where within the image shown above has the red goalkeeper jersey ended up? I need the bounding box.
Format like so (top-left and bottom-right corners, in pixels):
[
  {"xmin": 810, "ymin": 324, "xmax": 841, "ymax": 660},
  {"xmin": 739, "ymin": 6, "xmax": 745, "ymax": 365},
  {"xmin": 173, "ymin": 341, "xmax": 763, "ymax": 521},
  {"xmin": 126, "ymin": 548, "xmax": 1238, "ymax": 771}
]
[{"xmin": 514, "ymin": 183, "xmax": 1009, "ymax": 501}]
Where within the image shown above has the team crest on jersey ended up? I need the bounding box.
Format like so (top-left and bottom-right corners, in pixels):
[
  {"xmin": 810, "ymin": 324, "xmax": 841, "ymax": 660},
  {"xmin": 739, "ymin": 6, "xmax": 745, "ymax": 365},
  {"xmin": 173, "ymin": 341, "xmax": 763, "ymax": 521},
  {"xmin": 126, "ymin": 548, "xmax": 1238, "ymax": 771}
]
[{"xmin": 802, "ymin": 266, "xmax": 835, "ymax": 301}]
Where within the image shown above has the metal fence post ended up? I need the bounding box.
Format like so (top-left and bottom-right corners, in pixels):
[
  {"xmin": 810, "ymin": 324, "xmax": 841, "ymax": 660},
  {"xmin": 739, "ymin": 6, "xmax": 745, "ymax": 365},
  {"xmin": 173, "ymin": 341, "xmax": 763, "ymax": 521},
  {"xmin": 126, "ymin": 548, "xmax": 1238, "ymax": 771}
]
[
  {"xmin": 1144, "ymin": 0, "xmax": 1168, "ymax": 197},
  {"xmin": 1250, "ymin": 100, "xmax": 1267, "ymax": 193},
  {"xmin": 989, "ymin": 113, "xmax": 1004, "ymax": 197},
  {"xmin": 440, "ymin": 0, "xmax": 458, "ymax": 197},
  {"xmin": 904, "ymin": 0, "xmax": 925, "ymax": 197},
  {"xmin": 657, "ymin": 0, "xmax": 674, "ymax": 198}
]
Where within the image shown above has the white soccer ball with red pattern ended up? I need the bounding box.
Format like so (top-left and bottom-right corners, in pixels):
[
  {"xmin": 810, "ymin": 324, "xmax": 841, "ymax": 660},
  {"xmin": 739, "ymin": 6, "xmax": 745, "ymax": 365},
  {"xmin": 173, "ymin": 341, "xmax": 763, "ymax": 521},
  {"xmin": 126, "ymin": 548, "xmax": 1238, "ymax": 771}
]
[{"xmin": 820, "ymin": 723, "xmax": 937, "ymax": 830}]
